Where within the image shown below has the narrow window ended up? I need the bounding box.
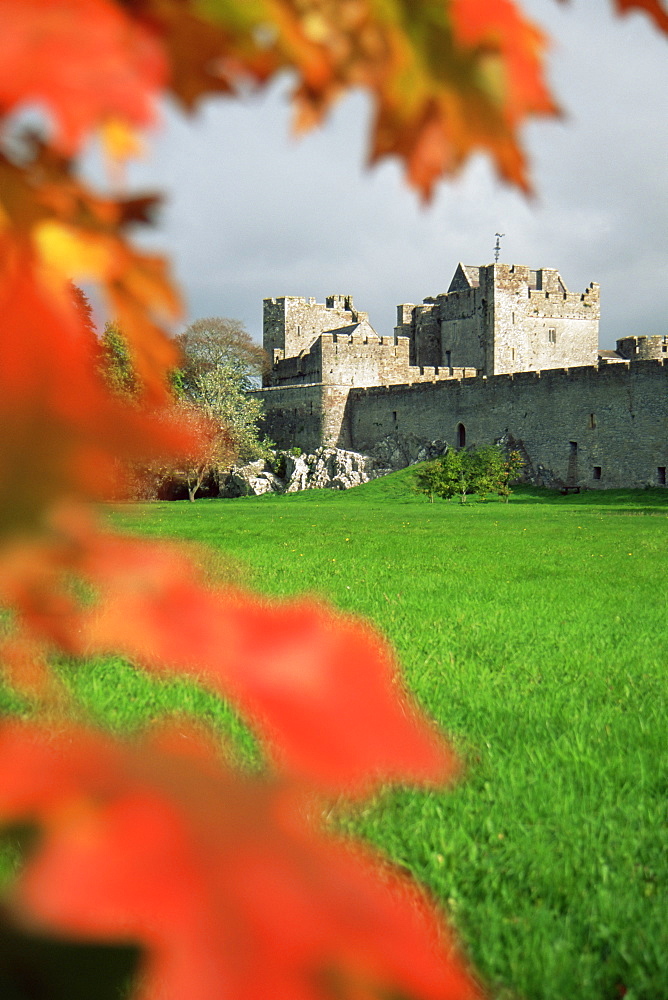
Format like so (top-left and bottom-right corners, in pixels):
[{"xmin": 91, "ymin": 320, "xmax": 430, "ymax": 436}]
[
  {"xmin": 457, "ymin": 423, "xmax": 466, "ymax": 449},
  {"xmin": 392, "ymin": 411, "xmax": 397, "ymax": 423},
  {"xmin": 569, "ymin": 441, "xmax": 578, "ymax": 455},
  {"xmin": 593, "ymin": 466, "xmax": 602, "ymax": 481},
  {"xmin": 658, "ymin": 467, "xmax": 666, "ymax": 486},
  {"xmin": 548, "ymin": 328, "xmax": 557, "ymax": 344},
  {"xmin": 589, "ymin": 413, "xmax": 596, "ymax": 429},
  {"xmin": 511, "ymin": 348, "xmax": 515, "ymax": 362},
  {"xmin": 445, "ymin": 350, "xmax": 451, "ymax": 368}
]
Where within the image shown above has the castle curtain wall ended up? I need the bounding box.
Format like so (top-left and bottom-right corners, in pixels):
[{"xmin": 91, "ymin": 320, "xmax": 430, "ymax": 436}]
[
  {"xmin": 255, "ymin": 269, "xmax": 666, "ymax": 490},
  {"xmin": 250, "ymin": 384, "xmax": 327, "ymax": 454},
  {"xmin": 348, "ymin": 359, "xmax": 668, "ymax": 489}
]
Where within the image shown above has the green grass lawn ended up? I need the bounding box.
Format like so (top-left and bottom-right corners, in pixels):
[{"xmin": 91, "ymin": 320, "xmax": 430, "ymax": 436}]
[{"xmin": 2, "ymin": 472, "xmax": 667, "ymax": 1000}]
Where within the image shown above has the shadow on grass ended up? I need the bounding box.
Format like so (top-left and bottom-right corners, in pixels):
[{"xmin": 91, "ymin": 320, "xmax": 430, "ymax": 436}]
[
  {"xmin": 508, "ymin": 485, "xmax": 668, "ymax": 512},
  {"xmin": 129, "ymin": 471, "xmax": 668, "ymax": 514}
]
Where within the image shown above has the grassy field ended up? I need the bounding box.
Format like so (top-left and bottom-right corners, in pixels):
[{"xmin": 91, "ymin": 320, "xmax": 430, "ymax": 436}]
[{"xmin": 2, "ymin": 472, "xmax": 667, "ymax": 1000}]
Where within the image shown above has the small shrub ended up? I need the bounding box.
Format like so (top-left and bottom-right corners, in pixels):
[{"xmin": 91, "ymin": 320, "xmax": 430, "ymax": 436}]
[{"xmin": 414, "ymin": 446, "xmax": 523, "ymax": 503}]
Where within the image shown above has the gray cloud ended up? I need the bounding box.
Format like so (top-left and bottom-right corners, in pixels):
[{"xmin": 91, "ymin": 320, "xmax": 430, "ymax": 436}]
[{"xmin": 88, "ymin": 2, "xmax": 667, "ymax": 350}]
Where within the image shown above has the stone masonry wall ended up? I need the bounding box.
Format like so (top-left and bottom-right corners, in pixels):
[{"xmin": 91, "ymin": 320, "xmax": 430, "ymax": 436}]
[
  {"xmin": 267, "ymin": 321, "xmax": 406, "ymax": 387},
  {"xmin": 348, "ymin": 359, "xmax": 668, "ymax": 490},
  {"xmin": 396, "ymin": 264, "xmax": 599, "ymax": 378},
  {"xmin": 617, "ymin": 335, "xmax": 668, "ymax": 361},
  {"xmin": 262, "ymin": 295, "xmax": 368, "ymax": 374},
  {"xmin": 319, "ymin": 329, "xmax": 412, "ymax": 387},
  {"xmin": 438, "ymin": 285, "xmax": 491, "ymax": 373},
  {"xmin": 250, "ymin": 383, "xmax": 357, "ymax": 452},
  {"xmin": 250, "ymin": 383, "xmax": 326, "ymax": 454},
  {"xmin": 251, "ymin": 352, "xmax": 476, "ymax": 450},
  {"xmin": 492, "ymin": 265, "xmax": 599, "ymax": 375}
]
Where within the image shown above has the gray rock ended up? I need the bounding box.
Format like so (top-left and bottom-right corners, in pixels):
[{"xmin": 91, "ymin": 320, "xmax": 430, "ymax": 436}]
[
  {"xmin": 285, "ymin": 447, "xmax": 375, "ymax": 491},
  {"xmin": 369, "ymin": 434, "xmax": 447, "ymax": 469},
  {"xmin": 219, "ymin": 440, "xmax": 445, "ymax": 498},
  {"xmin": 220, "ymin": 460, "xmax": 282, "ymax": 497},
  {"xmin": 284, "ymin": 454, "xmax": 311, "ymax": 492}
]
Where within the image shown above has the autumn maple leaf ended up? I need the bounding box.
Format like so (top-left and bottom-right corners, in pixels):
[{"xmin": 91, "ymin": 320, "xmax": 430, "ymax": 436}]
[
  {"xmin": 0, "ymin": 514, "xmax": 457, "ymax": 795},
  {"xmin": 608, "ymin": 0, "xmax": 668, "ymax": 34},
  {"xmin": 0, "ymin": 720, "xmax": 484, "ymax": 1000},
  {"xmin": 0, "ymin": 0, "xmax": 165, "ymax": 155}
]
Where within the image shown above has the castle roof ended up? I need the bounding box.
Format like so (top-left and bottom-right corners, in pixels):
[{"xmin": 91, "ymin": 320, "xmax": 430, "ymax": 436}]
[
  {"xmin": 327, "ymin": 323, "xmax": 362, "ymax": 336},
  {"xmin": 325, "ymin": 320, "xmax": 377, "ymax": 339},
  {"xmin": 598, "ymin": 349, "xmax": 626, "ymax": 363},
  {"xmin": 448, "ymin": 264, "xmax": 480, "ymax": 292}
]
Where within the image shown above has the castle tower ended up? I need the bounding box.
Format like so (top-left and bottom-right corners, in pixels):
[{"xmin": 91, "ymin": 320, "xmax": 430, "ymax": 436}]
[
  {"xmin": 616, "ymin": 335, "xmax": 668, "ymax": 361},
  {"xmin": 396, "ymin": 264, "xmax": 600, "ymax": 376},
  {"xmin": 262, "ymin": 294, "xmax": 367, "ymax": 384}
]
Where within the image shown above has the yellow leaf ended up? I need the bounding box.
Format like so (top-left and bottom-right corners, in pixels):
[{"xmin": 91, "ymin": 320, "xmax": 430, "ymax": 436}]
[
  {"xmin": 99, "ymin": 118, "xmax": 145, "ymax": 162},
  {"xmin": 35, "ymin": 222, "xmax": 117, "ymax": 282}
]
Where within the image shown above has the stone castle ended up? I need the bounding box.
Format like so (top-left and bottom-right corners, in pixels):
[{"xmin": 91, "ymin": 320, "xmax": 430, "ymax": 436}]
[{"xmin": 251, "ymin": 264, "xmax": 668, "ymax": 489}]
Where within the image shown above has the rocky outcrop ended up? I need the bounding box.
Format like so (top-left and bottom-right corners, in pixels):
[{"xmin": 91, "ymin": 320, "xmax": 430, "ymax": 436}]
[
  {"xmin": 368, "ymin": 434, "xmax": 447, "ymax": 471},
  {"xmin": 219, "ymin": 449, "xmax": 376, "ymax": 497},
  {"xmin": 222, "ymin": 460, "xmax": 284, "ymax": 498},
  {"xmin": 218, "ymin": 437, "xmax": 447, "ymax": 498},
  {"xmin": 282, "ymin": 449, "xmax": 375, "ymax": 492}
]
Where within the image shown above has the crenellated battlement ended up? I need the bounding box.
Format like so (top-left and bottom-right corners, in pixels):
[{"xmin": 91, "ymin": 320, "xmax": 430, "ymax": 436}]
[
  {"xmin": 255, "ymin": 264, "xmax": 667, "ymax": 489},
  {"xmin": 616, "ymin": 334, "xmax": 668, "ymax": 361}
]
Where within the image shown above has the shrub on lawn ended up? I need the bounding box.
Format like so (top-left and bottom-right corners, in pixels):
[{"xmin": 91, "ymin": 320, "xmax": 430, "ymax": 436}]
[{"xmin": 414, "ymin": 446, "xmax": 524, "ymax": 503}]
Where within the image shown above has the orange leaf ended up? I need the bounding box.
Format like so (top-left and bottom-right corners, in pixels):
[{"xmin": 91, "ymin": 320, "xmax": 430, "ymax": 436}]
[
  {"xmin": 0, "ymin": 0, "xmax": 166, "ymax": 155},
  {"xmin": 0, "ymin": 147, "xmax": 182, "ymax": 399},
  {"xmin": 0, "ymin": 255, "xmax": 196, "ymax": 537},
  {"xmin": 613, "ymin": 0, "xmax": 668, "ymax": 32},
  {"xmin": 0, "ymin": 636, "xmax": 57, "ymax": 699},
  {"xmin": 0, "ymin": 720, "xmax": 483, "ymax": 1000},
  {"xmin": 0, "ymin": 521, "xmax": 457, "ymax": 794},
  {"xmin": 151, "ymin": 0, "xmax": 559, "ymax": 197}
]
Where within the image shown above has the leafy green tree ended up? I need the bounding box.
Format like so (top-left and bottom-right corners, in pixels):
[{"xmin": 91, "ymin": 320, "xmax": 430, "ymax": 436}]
[
  {"xmin": 70, "ymin": 283, "xmax": 97, "ymax": 342},
  {"xmin": 98, "ymin": 317, "xmax": 270, "ymax": 500},
  {"xmin": 99, "ymin": 321, "xmax": 139, "ymax": 397},
  {"xmin": 174, "ymin": 317, "xmax": 270, "ymax": 471},
  {"xmin": 488, "ymin": 447, "xmax": 524, "ymax": 502},
  {"xmin": 174, "ymin": 402, "xmax": 236, "ymax": 503},
  {"xmin": 175, "ymin": 317, "xmax": 267, "ymax": 396},
  {"xmin": 415, "ymin": 446, "xmax": 524, "ymax": 504},
  {"xmin": 413, "ymin": 461, "xmax": 442, "ymax": 503},
  {"xmin": 440, "ymin": 450, "xmax": 474, "ymax": 504}
]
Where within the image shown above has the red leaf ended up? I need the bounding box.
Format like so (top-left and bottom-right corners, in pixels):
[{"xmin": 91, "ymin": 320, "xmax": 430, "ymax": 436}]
[
  {"xmin": 0, "ymin": 0, "xmax": 166, "ymax": 155},
  {"xmin": 0, "ymin": 720, "xmax": 484, "ymax": 1000},
  {"xmin": 0, "ymin": 522, "xmax": 457, "ymax": 794},
  {"xmin": 83, "ymin": 552, "xmax": 458, "ymax": 792},
  {"xmin": 0, "ymin": 238, "xmax": 197, "ymax": 536},
  {"xmin": 614, "ymin": 0, "xmax": 668, "ymax": 32}
]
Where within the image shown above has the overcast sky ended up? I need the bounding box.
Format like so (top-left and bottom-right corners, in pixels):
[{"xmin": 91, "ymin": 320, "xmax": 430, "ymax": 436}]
[{"xmin": 102, "ymin": 1, "xmax": 667, "ymax": 350}]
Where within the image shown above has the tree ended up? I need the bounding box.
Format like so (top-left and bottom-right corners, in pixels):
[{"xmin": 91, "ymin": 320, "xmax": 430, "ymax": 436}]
[
  {"xmin": 175, "ymin": 317, "xmax": 268, "ymax": 396},
  {"xmin": 70, "ymin": 283, "xmax": 96, "ymax": 341},
  {"xmin": 173, "ymin": 318, "xmax": 270, "ymax": 499},
  {"xmin": 98, "ymin": 317, "xmax": 269, "ymax": 499},
  {"xmin": 415, "ymin": 446, "xmax": 524, "ymax": 504},
  {"xmin": 174, "ymin": 400, "xmax": 237, "ymax": 502},
  {"xmin": 99, "ymin": 321, "xmax": 140, "ymax": 397}
]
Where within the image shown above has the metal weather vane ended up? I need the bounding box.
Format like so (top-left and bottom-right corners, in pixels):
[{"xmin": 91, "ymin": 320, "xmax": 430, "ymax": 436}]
[{"xmin": 494, "ymin": 233, "xmax": 505, "ymax": 263}]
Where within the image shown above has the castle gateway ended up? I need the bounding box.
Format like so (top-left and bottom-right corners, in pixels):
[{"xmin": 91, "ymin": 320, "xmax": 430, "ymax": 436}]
[{"xmin": 251, "ymin": 264, "xmax": 668, "ymax": 489}]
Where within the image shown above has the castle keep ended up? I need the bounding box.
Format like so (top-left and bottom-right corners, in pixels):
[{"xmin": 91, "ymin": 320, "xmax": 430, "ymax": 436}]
[{"xmin": 251, "ymin": 264, "xmax": 668, "ymax": 489}]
